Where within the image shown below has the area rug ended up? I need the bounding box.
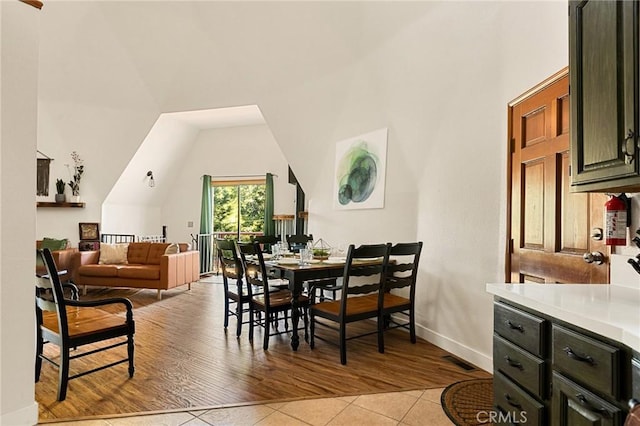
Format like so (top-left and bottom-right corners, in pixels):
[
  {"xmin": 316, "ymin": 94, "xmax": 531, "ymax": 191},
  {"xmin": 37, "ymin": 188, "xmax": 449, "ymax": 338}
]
[{"xmin": 440, "ymin": 378, "xmax": 494, "ymax": 426}]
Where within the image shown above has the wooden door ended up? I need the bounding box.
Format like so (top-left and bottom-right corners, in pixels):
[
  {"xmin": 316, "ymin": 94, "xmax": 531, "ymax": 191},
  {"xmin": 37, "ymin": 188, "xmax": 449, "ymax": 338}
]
[{"xmin": 507, "ymin": 70, "xmax": 609, "ymax": 284}]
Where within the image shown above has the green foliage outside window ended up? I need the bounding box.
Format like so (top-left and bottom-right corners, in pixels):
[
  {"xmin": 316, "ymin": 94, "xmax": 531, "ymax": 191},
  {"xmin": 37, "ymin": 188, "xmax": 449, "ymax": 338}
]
[{"xmin": 213, "ymin": 183, "xmax": 265, "ymax": 241}]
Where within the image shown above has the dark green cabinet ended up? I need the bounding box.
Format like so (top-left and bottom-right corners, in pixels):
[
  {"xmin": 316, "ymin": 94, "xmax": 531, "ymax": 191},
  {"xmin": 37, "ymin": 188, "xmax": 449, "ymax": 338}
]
[{"xmin": 569, "ymin": 0, "xmax": 640, "ymax": 192}]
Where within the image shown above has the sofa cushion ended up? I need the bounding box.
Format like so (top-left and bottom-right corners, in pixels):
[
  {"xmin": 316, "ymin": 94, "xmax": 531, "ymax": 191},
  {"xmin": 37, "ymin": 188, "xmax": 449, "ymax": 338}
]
[
  {"xmin": 41, "ymin": 238, "xmax": 69, "ymax": 251},
  {"xmin": 117, "ymin": 265, "xmax": 160, "ymax": 280},
  {"xmin": 78, "ymin": 264, "xmax": 120, "ymax": 277},
  {"xmin": 127, "ymin": 243, "xmax": 151, "ymax": 264},
  {"xmin": 99, "ymin": 243, "xmax": 129, "ymax": 265},
  {"xmin": 147, "ymin": 243, "xmax": 171, "ymax": 265}
]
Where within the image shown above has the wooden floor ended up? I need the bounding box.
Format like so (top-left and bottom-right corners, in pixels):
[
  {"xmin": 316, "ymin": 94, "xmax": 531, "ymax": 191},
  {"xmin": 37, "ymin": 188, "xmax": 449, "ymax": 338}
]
[{"xmin": 36, "ymin": 276, "xmax": 490, "ymax": 422}]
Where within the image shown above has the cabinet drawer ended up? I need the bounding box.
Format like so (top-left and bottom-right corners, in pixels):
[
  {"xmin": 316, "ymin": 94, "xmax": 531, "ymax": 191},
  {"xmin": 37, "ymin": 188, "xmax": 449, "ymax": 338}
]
[
  {"xmin": 494, "ymin": 302, "xmax": 546, "ymax": 357},
  {"xmin": 494, "ymin": 371, "xmax": 545, "ymax": 426},
  {"xmin": 494, "ymin": 334, "xmax": 546, "ymax": 399},
  {"xmin": 551, "ymin": 371, "xmax": 623, "ymax": 426},
  {"xmin": 552, "ymin": 324, "xmax": 620, "ymax": 400}
]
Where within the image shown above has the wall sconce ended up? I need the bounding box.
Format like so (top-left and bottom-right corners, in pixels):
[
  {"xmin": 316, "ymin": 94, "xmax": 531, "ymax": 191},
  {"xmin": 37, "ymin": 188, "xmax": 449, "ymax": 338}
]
[{"xmin": 146, "ymin": 170, "xmax": 155, "ymax": 187}]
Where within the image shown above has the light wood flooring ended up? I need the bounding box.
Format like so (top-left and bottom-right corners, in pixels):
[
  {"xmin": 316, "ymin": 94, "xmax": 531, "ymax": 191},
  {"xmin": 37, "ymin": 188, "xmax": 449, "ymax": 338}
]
[{"xmin": 36, "ymin": 276, "xmax": 490, "ymax": 422}]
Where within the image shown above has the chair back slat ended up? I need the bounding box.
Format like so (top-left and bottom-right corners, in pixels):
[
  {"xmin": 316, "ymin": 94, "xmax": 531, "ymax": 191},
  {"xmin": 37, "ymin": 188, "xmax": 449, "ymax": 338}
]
[
  {"xmin": 340, "ymin": 243, "xmax": 391, "ymax": 307},
  {"xmin": 237, "ymin": 241, "xmax": 270, "ymax": 303},
  {"xmin": 385, "ymin": 242, "xmax": 422, "ymax": 295},
  {"xmin": 36, "ymin": 275, "xmax": 53, "ymax": 290},
  {"xmin": 36, "ymin": 297, "xmax": 57, "ymax": 313},
  {"xmin": 36, "ymin": 248, "xmax": 70, "ymax": 337}
]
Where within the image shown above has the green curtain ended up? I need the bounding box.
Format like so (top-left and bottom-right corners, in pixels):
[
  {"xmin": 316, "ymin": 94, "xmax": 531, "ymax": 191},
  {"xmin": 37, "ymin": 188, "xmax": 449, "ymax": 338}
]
[
  {"xmin": 264, "ymin": 173, "xmax": 275, "ymax": 237},
  {"xmin": 199, "ymin": 175, "xmax": 212, "ymax": 273}
]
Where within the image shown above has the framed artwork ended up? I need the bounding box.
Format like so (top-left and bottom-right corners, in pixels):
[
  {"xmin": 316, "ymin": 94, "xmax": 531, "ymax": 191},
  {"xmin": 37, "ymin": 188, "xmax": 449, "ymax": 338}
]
[
  {"xmin": 79, "ymin": 222, "xmax": 100, "ymax": 241},
  {"xmin": 334, "ymin": 128, "xmax": 388, "ymax": 210}
]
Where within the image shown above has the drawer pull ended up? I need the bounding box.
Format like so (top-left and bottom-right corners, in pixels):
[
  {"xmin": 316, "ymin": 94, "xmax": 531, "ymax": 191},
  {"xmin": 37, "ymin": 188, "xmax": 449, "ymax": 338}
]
[
  {"xmin": 504, "ymin": 393, "xmax": 522, "ymax": 409},
  {"xmin": 563, "ymin": 346, "xmax": 595, "ymax": 365},
  {"xmin": 504, "ymin": 356, "xmax": 524, "ymax": 370},
  {"xmin": 576, "ymin": 393, "xmax": 611, "ymax": 418},
  {"xmin": 505, "ymin": 320, "xmax": 524, "ymax": 332}
]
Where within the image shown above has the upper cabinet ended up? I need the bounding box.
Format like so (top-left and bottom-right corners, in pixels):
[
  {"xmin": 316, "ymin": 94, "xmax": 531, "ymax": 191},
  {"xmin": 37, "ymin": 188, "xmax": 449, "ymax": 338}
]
[{"xmin": 570, "ymin": 0, "xmax": 640, "ymax": 192}]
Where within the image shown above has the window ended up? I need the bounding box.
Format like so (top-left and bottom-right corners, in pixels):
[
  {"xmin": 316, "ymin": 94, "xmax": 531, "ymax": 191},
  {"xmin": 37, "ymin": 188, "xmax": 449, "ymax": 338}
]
[{"xmin": 212, "ymin": 179, "xmax": 265, "ymax": 241}]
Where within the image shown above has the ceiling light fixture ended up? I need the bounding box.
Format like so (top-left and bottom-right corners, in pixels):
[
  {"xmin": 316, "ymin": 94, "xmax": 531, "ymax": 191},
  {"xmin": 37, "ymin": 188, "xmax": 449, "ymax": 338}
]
[{"xmin": 146, "ymin": 170, "xmax": 155, "ymax": 187}]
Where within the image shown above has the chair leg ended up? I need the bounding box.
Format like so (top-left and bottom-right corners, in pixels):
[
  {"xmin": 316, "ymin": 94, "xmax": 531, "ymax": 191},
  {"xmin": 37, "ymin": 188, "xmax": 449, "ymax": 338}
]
[
  {"xmin": 249, "ymin": 307, "xmax": 255, "ymax": 342},
  {"xmin": 58, "ymin": 345, "xmax": 70, "ymax": 401},
  {"xmin": 304, "ymin": 308, "xmax": 309, "ymax": 343},
  {"xmin": 35, "ymin": 330, "xmax": 43, "ymax": 382},
  {"xmin": 377, "ymin": 315, "xmax": 385, "ymax": 354},
  {"xmin": 235, "ymin": 301, "xmax": 243, "ymax": 337},
  {"xmin": 127, "ymin": 333, "xmax": 135, "ymax": 377},
  {"xmin": 223, "ymin": 298, "xmax": 230, "ymax": 330},
  {"xmin": 410, "ymin": 310, "xmax": 416, "ymax": 344},
  {"xmin": 339, "ymin": 322, "xmax": 347, "ymax": 365},
  {"xmin": 263, "ymin": 313, "xmax": 270, "ymax": 350},
  {"xmin": 284, "ymin": 310, "xmax": 289, "ymax": 331},
  {"xmin": 309, "ymin": 312, "xmax": 316, "ymax": 349}
]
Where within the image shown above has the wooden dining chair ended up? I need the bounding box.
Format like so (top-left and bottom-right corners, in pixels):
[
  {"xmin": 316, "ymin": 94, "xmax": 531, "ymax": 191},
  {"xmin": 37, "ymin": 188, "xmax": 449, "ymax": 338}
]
[
  {"xmin": 381, "ymin": 242, "xmax": 423, "ymax": 343},
  {"xmin": 309, "ymin": 243, "xmax": 391, "ymax": 365},
  {"xmin": 237, "ymin": 241, "xmax": 309, "ymax": 350},
  {"xmin": 215, "ymin": 237, "xmax": 251, "ymax": 337},
  {"xmin": 35, "ymin": 248, "xmax": 135, "ymax": 401},
  {"xmin": 286, "ymin": 234, "xmax": 313, "ymax": 253},
  {"xmin": 251, "ymin": 234, "xmax": 279, "ymax": 253}
]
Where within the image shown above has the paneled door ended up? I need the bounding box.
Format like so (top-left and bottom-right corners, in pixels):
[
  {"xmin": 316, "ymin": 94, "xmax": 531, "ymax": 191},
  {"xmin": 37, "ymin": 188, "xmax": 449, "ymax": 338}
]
[{"xmin": 507, "ymin": 69, "xmax": 609, "ymax": 284}]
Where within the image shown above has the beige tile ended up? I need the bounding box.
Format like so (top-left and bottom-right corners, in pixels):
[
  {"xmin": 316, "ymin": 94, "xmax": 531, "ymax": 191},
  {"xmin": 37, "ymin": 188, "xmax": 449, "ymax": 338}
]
[
  {"xmin": 188, "ymin": 409, "xmax": 209, "ymax": 416},
  {"xmin": 326, "ymin": 404, "xmax": 397, "ymax": 426},
  {"xmin": 278, "ymin": 397, "xmax": 350, "ymax": 426},
  {"xmin": 351, "ymin": 391, "xmax": 419, "ymax": 421},
  {"xmin": 402, "ymin": 389, "xmax": 424, "ymax": 399},
  {"xmin": 265, "ymin": 402, "xmax": 287, "ymax": 410},
  {"xmin": 107, "ymin": 412, "xmax": 196, "ymax": 425},
  {"xmin": 181, "ymin": 417, "xmax": 216, "ymax": 426},
  {"xmin": 335, "ymin": 395, "xmax": 357, "ymax": 403},
  {"xmin": 199, "ymin": 405, "xmax": 275, "ymax": 425},
  {"xmin": 401, "ymin": 399, "xmax": 454, "ymax": 426},
  {"xmin": 255, "ymin": 411, "xmax": 310, "ymax": 426},
  {"xmin": 421, "ymin": 388, "xmax": 445, "ymax": 404}
]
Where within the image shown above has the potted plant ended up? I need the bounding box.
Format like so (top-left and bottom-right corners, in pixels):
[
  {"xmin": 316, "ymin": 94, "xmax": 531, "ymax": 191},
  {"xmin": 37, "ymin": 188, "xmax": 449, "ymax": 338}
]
[
  {"xmin": 55, "ymin": 179, "xmax": 66, "ymax": 203},
  {"xmin": 66, "ymin": 151, "xmax": 83, "ymax": 202}
]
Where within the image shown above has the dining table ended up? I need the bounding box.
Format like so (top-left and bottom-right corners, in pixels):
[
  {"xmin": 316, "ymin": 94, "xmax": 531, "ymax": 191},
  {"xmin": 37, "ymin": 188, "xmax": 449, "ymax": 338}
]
[{"xmin": 263, "ymin": 259, "xmax": 347, "ymax": 350}]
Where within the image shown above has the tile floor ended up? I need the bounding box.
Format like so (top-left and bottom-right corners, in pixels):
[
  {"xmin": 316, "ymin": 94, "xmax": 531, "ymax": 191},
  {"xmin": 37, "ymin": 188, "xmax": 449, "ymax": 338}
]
[{"xmin": 41, "ymin": 388, "xmax": 454, "ymax": 425}]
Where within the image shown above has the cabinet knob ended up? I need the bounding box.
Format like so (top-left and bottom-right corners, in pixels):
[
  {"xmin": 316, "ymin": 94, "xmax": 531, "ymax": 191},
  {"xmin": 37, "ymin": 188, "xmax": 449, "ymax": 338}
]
[
  {"xmin": 622, "ymin": 129, "xmax": 636, "ymax": 164},
  {"xmin": 583, "ymin": 251, "xmax": 604, "ymax": 265}
]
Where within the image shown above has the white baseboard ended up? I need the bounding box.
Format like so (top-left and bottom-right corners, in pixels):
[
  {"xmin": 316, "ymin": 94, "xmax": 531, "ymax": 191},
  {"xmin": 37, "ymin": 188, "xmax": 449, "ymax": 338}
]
[
  {"xmin": 1, "ymin": 401, "xmax": 39, "ymax": 426},
  {"xmin": 416, "ymin": 323, "xmax": 493, "ymax": 373}
]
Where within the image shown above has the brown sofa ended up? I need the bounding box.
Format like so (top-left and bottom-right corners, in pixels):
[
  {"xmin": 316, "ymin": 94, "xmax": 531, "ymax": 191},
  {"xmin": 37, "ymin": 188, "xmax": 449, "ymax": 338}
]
[
  {"xmin": 71, "ymin": 242, "xmax": 199, "ymax": 299},
  {"xmin": 36, "ymin": 240, "xmax": 78, "ymax": 282}
]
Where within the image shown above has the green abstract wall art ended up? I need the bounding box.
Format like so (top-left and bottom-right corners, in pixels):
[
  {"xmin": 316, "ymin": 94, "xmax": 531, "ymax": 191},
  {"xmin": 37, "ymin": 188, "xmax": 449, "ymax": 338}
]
[{"xmin": 334, "ymin": 128, "xmax": 387, "ymax": 210}]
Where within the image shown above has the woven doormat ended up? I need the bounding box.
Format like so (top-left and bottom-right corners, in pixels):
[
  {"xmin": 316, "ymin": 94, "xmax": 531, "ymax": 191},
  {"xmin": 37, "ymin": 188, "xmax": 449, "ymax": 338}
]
[{"xmin": 440, "ymin": 378, "xmax": 494, "ymax": 426}]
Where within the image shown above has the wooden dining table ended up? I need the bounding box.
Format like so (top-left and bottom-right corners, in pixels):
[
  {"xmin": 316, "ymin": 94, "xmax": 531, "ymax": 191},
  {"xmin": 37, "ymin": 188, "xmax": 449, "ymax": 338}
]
[{"xmin": 264, "ymin": 260, "xmax": 346, "ymax": 350}]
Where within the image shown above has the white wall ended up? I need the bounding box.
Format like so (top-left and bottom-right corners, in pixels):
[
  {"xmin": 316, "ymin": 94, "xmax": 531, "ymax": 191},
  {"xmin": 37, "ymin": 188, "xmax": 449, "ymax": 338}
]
[
  {"xmin": 0, "ymin": 2, "xmax": 40, "ymax": 425},
  {"xmin": 162, "ymin": 124, "xmax": 295, "ymax": 245},
  {"xmin": 15, "ymin": 4, "xmax": 570, "ymax": 415}
]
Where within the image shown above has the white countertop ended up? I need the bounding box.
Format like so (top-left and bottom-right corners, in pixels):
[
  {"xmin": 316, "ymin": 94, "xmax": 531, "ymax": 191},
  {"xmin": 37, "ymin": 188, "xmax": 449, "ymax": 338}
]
[{"xmin": 486, "ymin": 283, "xmax": 640, "ymax": 352}]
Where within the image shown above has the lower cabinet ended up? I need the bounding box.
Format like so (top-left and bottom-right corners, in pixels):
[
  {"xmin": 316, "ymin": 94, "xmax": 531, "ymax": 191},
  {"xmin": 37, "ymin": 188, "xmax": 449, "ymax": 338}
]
[{"xmin": 493, "ymin": 299, "xmax": 632, "ymax": 426}]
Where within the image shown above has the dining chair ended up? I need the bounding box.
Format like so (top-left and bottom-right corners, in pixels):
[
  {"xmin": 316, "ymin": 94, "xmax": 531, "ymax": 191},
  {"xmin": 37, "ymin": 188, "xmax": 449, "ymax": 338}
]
[
  {"xmin": 381, "ymin": 242, "xmax": 423, "ymax": 343},
  {"xmin": 237, "ymin": 241, "xmax": 309, "ymax": 350},
  {"xmin": 309, "ymin": 243, "xmax": 391, "ymax": 365},
  {"xmin": 215, "ymin": 237, "xmax": 251, "ymax": 337},
  {"xmin": 35, "ymin": 248, "xmax": 135, "ymax": 401},
  {"xmin": 251, "ymin": 234, "xmax": 280, "ymax": 253},
  {"xmin": 286, "ymin": 234, "xmax": 313, "ymax": 253}
]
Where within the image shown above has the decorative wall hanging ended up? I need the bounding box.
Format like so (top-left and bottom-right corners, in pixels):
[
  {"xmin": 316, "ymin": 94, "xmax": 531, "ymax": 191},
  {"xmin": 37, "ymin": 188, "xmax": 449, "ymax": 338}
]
[
  {"xmin": 36, "ymin": 150, "xmax": 53, "ymax": 196},
  {"xmin": 334, "ymin": 128, "xmax": 387, "ymax": 210}
]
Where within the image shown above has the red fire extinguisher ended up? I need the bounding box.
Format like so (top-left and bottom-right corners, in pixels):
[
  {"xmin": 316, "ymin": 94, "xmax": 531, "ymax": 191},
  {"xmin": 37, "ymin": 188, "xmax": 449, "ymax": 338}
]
[{"xmin": 605, "ymin": 194, "xmax": 628, "ymax": 246}]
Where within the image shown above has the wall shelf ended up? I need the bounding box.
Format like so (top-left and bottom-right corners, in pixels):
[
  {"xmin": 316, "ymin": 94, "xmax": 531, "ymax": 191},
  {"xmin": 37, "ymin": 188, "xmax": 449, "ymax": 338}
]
[{"xmin": 37, "ymin": 202, "xmax": 85, "ymax": 208}]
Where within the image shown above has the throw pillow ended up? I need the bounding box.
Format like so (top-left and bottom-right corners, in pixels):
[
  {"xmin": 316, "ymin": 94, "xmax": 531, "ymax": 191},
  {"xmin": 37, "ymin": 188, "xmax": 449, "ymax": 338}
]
[
  {"xmin": 41, "ymin": 238, "xmax": 69, "ymax": 251},
  {"xmin": 99, "ymin": 243, "xmax": 129, "ymax": 265},
  {"xmin": 164, "ymin": 243, "xmax": 180, "ymax": 255}
]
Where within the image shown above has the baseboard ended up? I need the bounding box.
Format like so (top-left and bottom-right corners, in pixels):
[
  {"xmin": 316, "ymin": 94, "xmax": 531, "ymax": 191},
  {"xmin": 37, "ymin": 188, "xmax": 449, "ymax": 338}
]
[
  {"xmin": 1, "ymin": 401, "xmax": 39, "ymax": 426},
  {"xmin": 416, "ymin": 323, "xmax": 492, "ymax": 373}
]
